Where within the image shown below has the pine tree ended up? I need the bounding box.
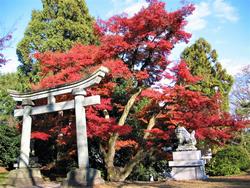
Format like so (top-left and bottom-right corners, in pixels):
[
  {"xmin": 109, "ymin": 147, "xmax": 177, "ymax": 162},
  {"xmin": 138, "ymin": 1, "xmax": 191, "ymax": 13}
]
[
  {"xmin": 16, "ymin": 0, "xmax": 98, "ymax": 83},
  {"xmin": 181, "ymin": 38, "xmax": 234, "ymax": 110}
]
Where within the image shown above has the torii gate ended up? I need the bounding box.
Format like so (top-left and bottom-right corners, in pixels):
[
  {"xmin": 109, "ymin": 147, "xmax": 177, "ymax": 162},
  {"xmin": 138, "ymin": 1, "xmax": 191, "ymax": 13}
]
[{"xmin": 9, "ymin": 66, "xmax": 109, "ymax": 170}]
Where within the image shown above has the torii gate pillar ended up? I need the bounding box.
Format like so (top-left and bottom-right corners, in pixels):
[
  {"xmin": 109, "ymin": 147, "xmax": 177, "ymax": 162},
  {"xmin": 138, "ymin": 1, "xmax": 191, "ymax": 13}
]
[
  {"xmin": 19, "ymin": 99, "xmax": 34, "ymax": 168},
  {"xmin": 72, "ymin": 88, "xmax": 89, "ymax": 169}
]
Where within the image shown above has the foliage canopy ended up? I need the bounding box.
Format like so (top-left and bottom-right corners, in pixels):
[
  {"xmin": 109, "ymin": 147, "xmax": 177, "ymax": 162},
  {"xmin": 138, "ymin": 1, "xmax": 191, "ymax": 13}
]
[
  {"xmin": 181, "ymin": 38, "xmax": 234, "ymax": 110},
  {"xmin": 17, "ymin": 0, "xmax": 98, "ymax": 83},
  {"xmin": 0, "ymin": 125, "xmax": 20, "ymax": 168},
  {"xmin": 0, "ymin": 73, "xmax": 29, "ymax": 124},
  {"xmin": 17, "ymin": 0, "xmax": 245, "ymax": 181}
]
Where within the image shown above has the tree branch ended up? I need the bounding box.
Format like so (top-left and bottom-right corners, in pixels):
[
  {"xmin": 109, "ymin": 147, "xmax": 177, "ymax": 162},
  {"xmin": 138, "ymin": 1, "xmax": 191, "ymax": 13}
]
[
  {"xmin": 143, "ymin": 114, "xmax": 157, "ymax": 139},
  {"xmin": 118, "ymin": 88, "xmax": 142, "ymax": 126},
  {"xmin": 105, "ymin": 89, "xmax": 142, "ymax": 176}
]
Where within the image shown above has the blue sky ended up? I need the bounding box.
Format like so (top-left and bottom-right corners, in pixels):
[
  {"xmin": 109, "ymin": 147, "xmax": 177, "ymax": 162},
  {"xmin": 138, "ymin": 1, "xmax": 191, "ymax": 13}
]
[{"xmin": 0, "ymin": 0, "xmax": 249, "ymax": 75}]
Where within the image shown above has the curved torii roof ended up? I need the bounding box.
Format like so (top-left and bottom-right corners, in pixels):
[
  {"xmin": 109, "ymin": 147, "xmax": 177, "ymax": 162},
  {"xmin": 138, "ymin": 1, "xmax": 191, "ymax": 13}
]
[{"xmin": 8, "ymin": 66, "xmax": 109, "ymax": 102}]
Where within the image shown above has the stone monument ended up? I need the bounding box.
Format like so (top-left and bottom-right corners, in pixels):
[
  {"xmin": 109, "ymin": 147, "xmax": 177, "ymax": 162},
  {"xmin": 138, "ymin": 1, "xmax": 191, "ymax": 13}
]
[
  {"xmin": 168, "ymin": 126, "xmax": 207, "ymax": 180},
  {"xmin": 7, "ymin": 67, "xmax": 108, "ymax": 187}
]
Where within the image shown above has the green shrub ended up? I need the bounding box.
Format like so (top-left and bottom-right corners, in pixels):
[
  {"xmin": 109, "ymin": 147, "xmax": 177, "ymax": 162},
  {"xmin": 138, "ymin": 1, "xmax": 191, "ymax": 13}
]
[
  {"xmin": 0, "ymin": 173, "xmax": 8, "ymax": 185},
  {"xmin": 207, "ymin": 146, "xmax": 250, "ymax": 176},
  {"xmin": 241, "ymin": 132, "xmax": 250, "ymax": 154},
  {"xmin": 128, "ymin": 160, "xmax": 170, "ymax": 181},
  {"xmin": 0, "ymin": 125, "xmax": 20, "ymax": 168}
]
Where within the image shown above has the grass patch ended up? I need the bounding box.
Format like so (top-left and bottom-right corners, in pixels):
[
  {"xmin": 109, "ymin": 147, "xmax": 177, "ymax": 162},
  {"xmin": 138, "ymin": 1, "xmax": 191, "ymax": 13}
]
[{"xmin": 0, "ymin": 173, "xmax": 8, "ymax": 185}]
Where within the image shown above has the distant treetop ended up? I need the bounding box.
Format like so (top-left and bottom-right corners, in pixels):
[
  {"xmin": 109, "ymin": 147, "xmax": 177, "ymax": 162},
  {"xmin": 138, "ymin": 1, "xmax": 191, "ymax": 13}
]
[{"xmin": 17, "ymin": 0, "xmax": 98, "ymax": 83}]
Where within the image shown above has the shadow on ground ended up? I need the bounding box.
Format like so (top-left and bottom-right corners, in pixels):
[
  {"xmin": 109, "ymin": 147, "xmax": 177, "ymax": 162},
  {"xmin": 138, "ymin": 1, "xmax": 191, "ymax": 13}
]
[{"xmin": 206, "ymin": 175, "xmax": 250, "ymax": 188}]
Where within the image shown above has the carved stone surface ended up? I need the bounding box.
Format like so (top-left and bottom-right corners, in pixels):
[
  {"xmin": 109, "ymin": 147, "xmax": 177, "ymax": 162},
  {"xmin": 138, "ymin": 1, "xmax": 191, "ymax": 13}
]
[
  {"xmin": 61, "ymin": 168, "xmax": 105, "ymax": 187},
  {"xmin": 14, "ymin": 96, "xmax": 100, "ymax": 117},
  {"xmin": 173, "ymin": 150, "xmax": 201, "ymax": 160},
  {"xmin": 7, "ymin": 168, "xmax": 44, "ymax": 187},
  {"xmin": 170, "ymin": 166, "xmax": 206, "ymax": 180},
  {"xmin": 169, "ymin": 150, "xmax": 207, "ymax": 180},
  {"xmin": 74, "ymin": 94, "xmax": 89, "ymax": 169},
  {"xmin": 176, "ymin": 145, "xmax": 197, "ymax": 151},
  {"xmin": 19, "ymin": 105, "xmax": 32, "ymax": 168},
  {"xmin": 8, "ymin": 66, "xmax": 109, "ymax": 102},
  {"xmin": 175, "ymin": 126, "xmax": 197, "ymax": 151}
]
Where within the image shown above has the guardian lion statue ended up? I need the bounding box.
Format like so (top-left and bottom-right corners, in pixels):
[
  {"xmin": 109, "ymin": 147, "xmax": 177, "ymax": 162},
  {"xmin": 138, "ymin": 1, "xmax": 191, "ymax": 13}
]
[{"xmin": 175, "ymin": 126, "xmax": 197, "ymax": 151}]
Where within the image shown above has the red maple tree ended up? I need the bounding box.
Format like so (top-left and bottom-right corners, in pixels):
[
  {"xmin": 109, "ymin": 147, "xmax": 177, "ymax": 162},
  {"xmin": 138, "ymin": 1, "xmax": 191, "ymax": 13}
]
[{"xmin": 29, "ymin": 0, "xmax": 244, "ymax": 181}]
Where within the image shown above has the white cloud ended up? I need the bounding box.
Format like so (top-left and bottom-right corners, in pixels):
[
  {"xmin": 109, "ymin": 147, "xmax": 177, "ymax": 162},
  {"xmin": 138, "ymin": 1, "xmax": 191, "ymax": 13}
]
[
  {"xmin": 107, "ymin": 0, "xmax": 148, "ymax": 17},
  {"xmin": 0, "ymin": 48, "xmax": 19, "ymax": 74},
  {"xmin": 214, "ymin": 39, "xmax": 226, "ymax": 45},
  {"xmin": 185, "ymin": 0, "xmax": 239, "ymax": 32},
  {"xmin": 213, "ymin": 0, "xmax": 239, "ymax": 22},
  {"xmin": 0, "ymin": 61, "xmax": 19, "ymax": 73},
  {"xmin": 112, "ymin": 0, "xmax": 134, "ymax": 3},
  {"xmin": 169, "ymin": 42, "xmax": 189, "ymax": 60},
  {"xmin": 212, "ymin": 26, "xmax": 222, "ymax": 33},
  {"xmin": 220, "ymin": 58, "xmax": 249, "ymax": 75},
  {"xmin": 123, "ymin": 1, "xmax": 148, "ymax": 17},
  {"xmin": 185, "ymin": 2, "xmax": 211, "ymax": 32}
]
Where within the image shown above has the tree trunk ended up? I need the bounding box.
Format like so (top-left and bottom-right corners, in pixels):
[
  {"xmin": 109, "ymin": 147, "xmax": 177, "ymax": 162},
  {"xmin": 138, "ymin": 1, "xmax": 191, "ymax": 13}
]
[
  {"xmin": 106, "ymin": 114, "xmax": 157, "ymax": 181},
  {"xmin": 104, "ymin": 89, "xmax": 142, "ymax": 180}
]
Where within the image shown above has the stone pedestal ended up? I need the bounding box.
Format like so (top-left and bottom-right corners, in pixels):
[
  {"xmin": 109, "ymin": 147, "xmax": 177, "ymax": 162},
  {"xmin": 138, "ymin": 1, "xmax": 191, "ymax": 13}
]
[
  {"xmin": 61, "ymin": 168, "xmax": 105, "ymax": 187},
  {"xmin": 7, "ymin": 168, "xmax": 44, "ymax": 187},
  {"xmin": 169, "ymin": 150, "xmax": 207, "ymax": 180}
]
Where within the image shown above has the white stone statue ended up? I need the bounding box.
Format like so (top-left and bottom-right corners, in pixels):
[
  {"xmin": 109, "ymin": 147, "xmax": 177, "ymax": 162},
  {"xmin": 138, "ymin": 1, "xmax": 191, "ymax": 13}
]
[{"xmin": 175, "ymin": 126, "xmax": 197, "ymax": 151}]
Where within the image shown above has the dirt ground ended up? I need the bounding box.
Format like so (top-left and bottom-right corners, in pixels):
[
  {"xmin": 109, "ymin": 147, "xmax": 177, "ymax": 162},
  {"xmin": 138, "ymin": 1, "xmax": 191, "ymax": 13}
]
[
  {"xmin": 94, "ymin": 174, "xmax": 250, "ymax": 188},
  {"xmin": 0, "ymin": 168, "xmax": 7, "ymax": 174},
  {"xmin": 0, "ymin": 172, "xmax": 249, "ymax": 188}
]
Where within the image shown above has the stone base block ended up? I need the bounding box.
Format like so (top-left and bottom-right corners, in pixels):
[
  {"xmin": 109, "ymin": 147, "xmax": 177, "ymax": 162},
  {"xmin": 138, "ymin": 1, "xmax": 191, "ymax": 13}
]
[
  {"xmin": 7, "ymin": 168, "xmax": 44, "ymax": 187},
  {"xmin": 171, "ymin": 166, "xmax": 207, "ymax": 180},
  {"xmin": 61, "ymin": 168, "xmax": 105, "ymax": 188},
  {"xmin": 173, "ymin": 150, "xmax": 201, "ymax": 160},
  {"xmin": 169, "ymin": 150, "xmax": 207, "ymax": 180},
  {"xmin": 169, "ymin": 160, "xmax": 204, "ymax": 167},
  {"xmin": 176, "ymin": 145, "xmax": 197, "ymax": 151}
]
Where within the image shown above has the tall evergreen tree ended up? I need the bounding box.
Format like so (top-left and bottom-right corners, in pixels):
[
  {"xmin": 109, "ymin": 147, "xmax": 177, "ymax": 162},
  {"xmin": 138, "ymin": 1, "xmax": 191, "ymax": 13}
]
[
  {"xmin": 181, "ymin": 38, "xmax": 234, "ymax": 110},
  {"xmin": 0, "ymin": 72, "xmax": 28, "ymax": 124},
  {"xmin": 16, "ymin": 0, "xmax": 98, "ymax": 83}
]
